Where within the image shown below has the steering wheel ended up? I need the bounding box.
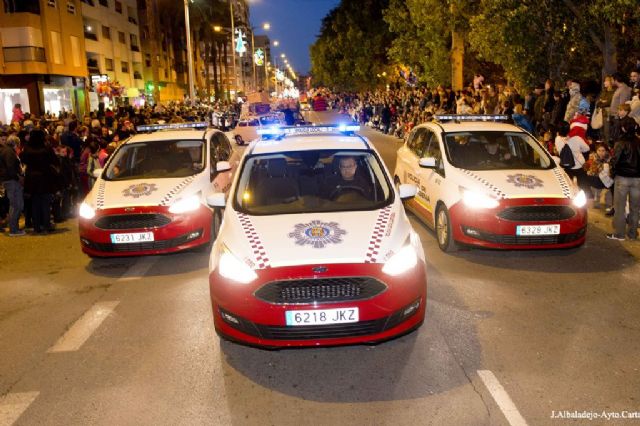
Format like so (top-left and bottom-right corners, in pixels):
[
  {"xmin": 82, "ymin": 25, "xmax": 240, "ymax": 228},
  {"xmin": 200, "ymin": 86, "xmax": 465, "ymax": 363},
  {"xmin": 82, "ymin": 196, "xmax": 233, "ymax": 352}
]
[{"xmin": 329, "ymin": 185, "xmax": 367, "ymax": 200}]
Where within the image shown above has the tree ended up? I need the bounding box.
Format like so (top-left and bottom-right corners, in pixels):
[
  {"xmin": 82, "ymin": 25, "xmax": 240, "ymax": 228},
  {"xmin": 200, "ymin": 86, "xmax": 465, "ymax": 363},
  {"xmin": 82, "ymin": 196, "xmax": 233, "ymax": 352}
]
[
  {"xmin": 468, "ymin": 0, "xmax": 640, "ymax": 88},
  {"xmin": 310, "ymin": 0, "xmax": 393, "ymax": 90}
]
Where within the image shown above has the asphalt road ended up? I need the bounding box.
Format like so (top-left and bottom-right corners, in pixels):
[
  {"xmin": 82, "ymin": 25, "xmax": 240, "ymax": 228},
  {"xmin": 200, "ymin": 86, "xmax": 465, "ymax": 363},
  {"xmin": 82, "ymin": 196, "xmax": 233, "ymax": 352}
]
[{"xmin": 1, "ymin": 111, "xmax": 639, "ymax": 426}]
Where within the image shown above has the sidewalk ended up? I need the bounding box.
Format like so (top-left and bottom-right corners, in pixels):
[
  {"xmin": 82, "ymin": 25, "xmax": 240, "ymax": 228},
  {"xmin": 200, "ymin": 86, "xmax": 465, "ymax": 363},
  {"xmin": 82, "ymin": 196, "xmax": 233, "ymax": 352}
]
[{"xmin": 588, "ymin": 204, "xmax": 640, "ymax": 260}]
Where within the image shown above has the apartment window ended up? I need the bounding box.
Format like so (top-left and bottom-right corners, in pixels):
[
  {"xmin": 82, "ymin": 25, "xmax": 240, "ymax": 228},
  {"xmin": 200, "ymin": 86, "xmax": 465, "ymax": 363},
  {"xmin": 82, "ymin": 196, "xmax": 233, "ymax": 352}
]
[
  {"xmin": 130, "ymin": 34, "xmax": 139, "ymax": 51},
  {"xmin": 47, "ymin": 0, "xmax": 57, "ymax": 7},
  {"xmin": 4, "ymin": 0, "xmax": 40, "ymax": 13},
  {"xmin": 98, "ymin": 0, "xmax": 108, "ymax": 7},
  {"xmin": 2, "ymin": 47, "xmax": 45, "ymax": 62},
  {"xmin": 105, "ymin": 58, "xmax": 114, "ymax": 71},
  {"xmin": 81, "ymin": 0, "xmax": 95, "ymax": 6},
  {"xmin": 66, "ymin": 0, "xmax": 76, "ymax": 14},
  {"xmin": 118, "ymin": 31, "xmax": 125, "ymax": 44},
  {"xmin": 145, "ymin": 54, "xmax": 151, "ymax": 68},
  {"xmin": 50, "ymin": 31, "xmax": 63, "ymax": 65},
  {"xmin": 121, "ymin": 61, "xmax": 129, "ymax": 73},
  {"xmin": 114, "ymin": 0, "xmax": 122, "ymax": 13},
  {"xmin": 70, "ymin": 36, "xmax": 81, "ymax": 67},
  {"xmin": 102, "ymin": 26, "xmax": 111, "ymax": 40}
]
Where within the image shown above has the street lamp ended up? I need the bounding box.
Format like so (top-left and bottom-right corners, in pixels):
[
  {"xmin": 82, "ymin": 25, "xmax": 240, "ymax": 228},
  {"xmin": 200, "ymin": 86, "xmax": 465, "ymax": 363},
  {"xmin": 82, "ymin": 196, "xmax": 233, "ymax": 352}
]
[
  {"xmin": 273, "ymin": 40, "xmax": 279, "ymax": 47},
  {"xmin": 262, "ymin": 22, "xmax": 270, "ymax": 31},
  {"xmin": 184, "ymin": 0, "xmax": 196, "ymax": 104}
]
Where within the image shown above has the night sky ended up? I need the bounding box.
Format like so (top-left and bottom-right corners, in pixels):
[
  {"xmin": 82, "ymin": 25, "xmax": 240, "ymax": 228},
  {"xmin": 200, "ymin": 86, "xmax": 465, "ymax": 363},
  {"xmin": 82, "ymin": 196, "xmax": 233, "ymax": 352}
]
[{"xmin": 249, "ymin": 0, "xmax": 341, "ymax": 75}]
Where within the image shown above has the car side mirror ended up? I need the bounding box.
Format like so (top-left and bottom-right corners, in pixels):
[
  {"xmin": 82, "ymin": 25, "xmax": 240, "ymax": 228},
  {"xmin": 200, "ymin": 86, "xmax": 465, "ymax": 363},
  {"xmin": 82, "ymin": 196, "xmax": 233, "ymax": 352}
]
[
  {"xmin": 216, "ymin": 161, "xmax": 231, "ymax": 172},
  {"xmin": 398, "ymin": 183, "xmax": 417, "ymax": 199},
  {"xmin": 92, "ymin": 168, "xmax": 103, "ymax": 178},
  {"xmin": 419, "ymin": 157, "xmax": 437, "ymax": 168},
  {"xmin": 206, "ymin": 192, "xmax": 226, "ymax": 208}
]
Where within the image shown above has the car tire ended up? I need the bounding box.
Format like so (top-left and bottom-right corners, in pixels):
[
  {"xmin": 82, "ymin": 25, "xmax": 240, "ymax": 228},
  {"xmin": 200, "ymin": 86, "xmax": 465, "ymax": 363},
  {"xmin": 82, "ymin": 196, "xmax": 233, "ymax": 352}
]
[
  {"xmin": 435, "ymin": 204, "xmax": 458, "ymax": 252},
  {"xmin": 235, "ymin": 135, "xmax": 244, "ymax": 145}
]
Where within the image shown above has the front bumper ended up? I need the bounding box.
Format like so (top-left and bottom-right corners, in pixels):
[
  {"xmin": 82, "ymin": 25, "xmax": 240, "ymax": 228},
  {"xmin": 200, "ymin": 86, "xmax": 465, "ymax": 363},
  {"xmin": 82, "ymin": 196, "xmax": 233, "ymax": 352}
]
[
  {"xmin": 79, "ymin": 205, "xmax": 212, "ymax": 257},
  {"xmin": 209, "ymin": 262, "xmax": 427, "ymax": 348},
  {"xmin": 449, "ymin": 198, "xmax": 587, "ymax": 249}
]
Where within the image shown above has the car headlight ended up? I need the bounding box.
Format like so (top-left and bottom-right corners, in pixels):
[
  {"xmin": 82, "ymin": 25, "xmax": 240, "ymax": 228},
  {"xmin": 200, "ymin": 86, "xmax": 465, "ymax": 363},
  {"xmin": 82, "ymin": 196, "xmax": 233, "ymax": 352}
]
[
  {"xmin": 382, "ymin": 243, "xmax": 418, "ymax": 276},
  {"xmin": 79, "ymin": 202, "xmax": 96, "ymax": 219},
  {"xmin": 168, "ymin": 194, "xmax": 201, "ymax": 214},
  {"xmin": 572, "ymin": 190, "xmax": 587, "ymax": 208},
  {"xmin": 218, "ymin": 244, "xmax": 258, "ymax": 284},
  {"xmin": 461, "ymin": 188, "xmax": 500, "ymax": 209}
]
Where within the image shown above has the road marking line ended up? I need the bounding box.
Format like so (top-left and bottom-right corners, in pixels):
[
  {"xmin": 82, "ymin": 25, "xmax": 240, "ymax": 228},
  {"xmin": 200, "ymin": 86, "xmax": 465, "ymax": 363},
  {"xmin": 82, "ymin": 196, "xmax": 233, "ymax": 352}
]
[
  {"xmin": 47, "ymin": 301, "xmax": 120, "ymax": 353},
  {"xmin": 0, "ymin": 391, "xmax": 39, "ymax": 426},
  {"xmin": 477, "ymin": 370, "xmax": 528, "ymax": 426},
  {"xmin": 117, "ymin": 257, "xmax": 157, "ymax": 281}
]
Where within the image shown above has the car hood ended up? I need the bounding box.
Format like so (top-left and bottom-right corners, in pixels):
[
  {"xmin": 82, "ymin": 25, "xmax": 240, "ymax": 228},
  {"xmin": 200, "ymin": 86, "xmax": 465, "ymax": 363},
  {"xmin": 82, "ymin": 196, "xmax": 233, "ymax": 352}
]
[
  {"xmin": 221, "ymin": 205, "xmax": 408, "ymax": 269},
  {"xmin": 458, "ymin": 167, "xmax": 576, "ymax": 199},
  {"xmin": 88, "ymin": 176, "xmax": 197, "ymax": 210}
]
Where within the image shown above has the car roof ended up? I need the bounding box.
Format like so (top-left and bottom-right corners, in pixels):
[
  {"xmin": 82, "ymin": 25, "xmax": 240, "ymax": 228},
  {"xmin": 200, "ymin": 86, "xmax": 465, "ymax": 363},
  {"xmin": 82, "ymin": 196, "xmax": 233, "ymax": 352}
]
[
  {"xmin": 250, "ymin": 133, "xmax": 371, "ymax": 155},
  {"xmin": 125, "ymin": 129, "xmax": 214, "ymax": 143},
  {"xmin": 422, "ymin": 121, "xmax": 525, "ymax": 133}
]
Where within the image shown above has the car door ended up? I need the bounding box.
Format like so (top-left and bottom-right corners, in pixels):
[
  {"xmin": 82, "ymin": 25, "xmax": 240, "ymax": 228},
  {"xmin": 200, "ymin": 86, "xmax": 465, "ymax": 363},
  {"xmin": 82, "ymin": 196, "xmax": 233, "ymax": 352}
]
[
  {"xmin": 397, "ymin": 127, "xmax": 427, "ymax": 187},
  {"xmin": 415, "ymin": 128, "xmax": 447, "ymax": 225}
]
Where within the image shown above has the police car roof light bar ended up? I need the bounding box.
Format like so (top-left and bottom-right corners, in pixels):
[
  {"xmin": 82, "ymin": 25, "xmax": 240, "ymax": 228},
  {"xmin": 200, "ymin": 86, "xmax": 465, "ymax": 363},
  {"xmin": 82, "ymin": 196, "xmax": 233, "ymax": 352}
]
[
  {"xmin": 256, "ymin": 124, "xmax": 361, "ymax": 136},
  {"xmin": 434, "ymin": 115, "xmax": 510, "ymax": 123},
  {"xmin": 136, "ymin": 122, "xmax": 209, "ymax": 132}
]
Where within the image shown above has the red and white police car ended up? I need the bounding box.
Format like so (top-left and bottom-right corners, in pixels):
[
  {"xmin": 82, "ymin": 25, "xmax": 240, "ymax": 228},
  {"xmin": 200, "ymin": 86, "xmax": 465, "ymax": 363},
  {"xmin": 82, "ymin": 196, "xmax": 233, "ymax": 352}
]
[
  {"xmin": 78, "ymin": 122, "xmax": 238, "ymax": 257},
  {"xmin": 206, "ymin": 125, "xmax": 427, "ymax": 348},
  {"xmin": 395, "ymin": 115, "xmax": 588, "ymax": 252}
]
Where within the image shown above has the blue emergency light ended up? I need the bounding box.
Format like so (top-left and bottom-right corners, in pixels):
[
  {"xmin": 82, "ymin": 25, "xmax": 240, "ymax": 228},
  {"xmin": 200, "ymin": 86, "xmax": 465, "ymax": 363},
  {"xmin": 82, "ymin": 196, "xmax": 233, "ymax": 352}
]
[
  {"xmin": 257, "ymin": 124, "xmax": 360, "ymax": 136},
  {"xmin": 434, "ymin": 115, "xmax": 510, "ymax": 122},
  {"xmin": 136, "ymin": 122, "xmax": 209, "ymax": 132}
]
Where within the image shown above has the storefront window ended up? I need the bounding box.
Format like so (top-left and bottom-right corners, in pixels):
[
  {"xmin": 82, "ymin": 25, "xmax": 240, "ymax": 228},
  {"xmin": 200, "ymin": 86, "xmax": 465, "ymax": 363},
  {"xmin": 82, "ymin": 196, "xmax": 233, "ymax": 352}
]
[
  {"xmin": 43, "ymin": 88, "xmax": 73, "ymax": 116},
  {"xmin": 0, "ymin": 89, "xmax": 30, "ymax": 125}
]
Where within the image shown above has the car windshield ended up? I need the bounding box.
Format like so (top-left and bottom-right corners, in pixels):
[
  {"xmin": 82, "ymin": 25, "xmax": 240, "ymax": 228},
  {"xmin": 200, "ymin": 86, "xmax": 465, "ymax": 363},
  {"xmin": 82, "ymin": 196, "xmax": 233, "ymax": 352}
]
[
  {"xmin": 234, "ymin": 150, "xmax": 393, "ymax": 215},
  {"xmin": 103, "ymin": 139, "xmax": 205, "ymax": 180},
  {"xmin": 443, "ymin": 131, "xmax": 553, "ymax": 171}
]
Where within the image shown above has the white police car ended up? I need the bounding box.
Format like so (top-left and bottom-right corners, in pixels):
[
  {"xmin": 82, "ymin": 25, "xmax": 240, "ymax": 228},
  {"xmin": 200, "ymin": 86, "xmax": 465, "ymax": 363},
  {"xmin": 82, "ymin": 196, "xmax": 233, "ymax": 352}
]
[
  {"xmin": 394, "ymin": 115, "xmax": 588, "ymax": 252},
  {"xmin": 78, "ymin": 122, "xmax": 239, "ymax": 257},
  {"xmin": 206, "ymin": 125, "xmax": 427, "ymax": 348}
]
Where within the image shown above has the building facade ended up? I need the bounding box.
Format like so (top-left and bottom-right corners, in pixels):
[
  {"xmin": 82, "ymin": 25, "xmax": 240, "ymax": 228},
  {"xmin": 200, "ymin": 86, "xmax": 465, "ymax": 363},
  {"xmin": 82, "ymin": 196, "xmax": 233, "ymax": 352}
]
[
  {"xmin": 80, "ymin": 0, "xmax": 144, "ymax": 109},
  {"xmin": 0, "ymin": 0, "xmax": 88, "ymax": 121}
]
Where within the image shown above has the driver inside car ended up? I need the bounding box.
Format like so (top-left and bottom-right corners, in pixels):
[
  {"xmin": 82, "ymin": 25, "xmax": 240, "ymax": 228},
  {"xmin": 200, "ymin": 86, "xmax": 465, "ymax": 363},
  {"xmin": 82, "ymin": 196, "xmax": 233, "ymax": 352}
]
[
  {"xmin": 477, "ymin": 139, "xmax": 512, "ymax": 165},
  {"xmin": 321, "ymin": 155, "xmax": 373, "ymax": 200}
]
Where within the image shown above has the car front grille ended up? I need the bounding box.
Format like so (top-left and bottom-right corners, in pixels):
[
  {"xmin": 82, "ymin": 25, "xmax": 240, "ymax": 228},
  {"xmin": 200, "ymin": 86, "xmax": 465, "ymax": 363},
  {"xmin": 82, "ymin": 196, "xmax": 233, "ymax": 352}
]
[
  {"xmin": 81, "ymin": 229, "xmax": 203, "ymax": 253},
  {"xmin": 463, "ymin": 226, "xmax": 586, "ymax": 245},
  {"xmin": 254, "ymin": 277, "xmax": 387, "ymax": 304},
  {"xmin": 218, "ymin": 298, "xmax": 419, "ymax": 341},
  {"xmin": 94, "ymin": 214, "xmax": 171, "ymax": 230},
  {"xmin": 497, "ymin": 205, "xmax": 575, "ymax": 222}
]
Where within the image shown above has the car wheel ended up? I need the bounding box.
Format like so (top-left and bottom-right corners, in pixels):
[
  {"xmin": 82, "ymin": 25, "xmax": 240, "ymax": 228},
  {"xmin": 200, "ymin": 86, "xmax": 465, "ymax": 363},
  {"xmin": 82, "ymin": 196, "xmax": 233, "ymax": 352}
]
[
  {"xmin": 235, "ymin": 135, "xmax": 244, "ymax": 145},
  {"xmin": 435, "ymin": 204, "xmax": 458, "ymax": 252}
]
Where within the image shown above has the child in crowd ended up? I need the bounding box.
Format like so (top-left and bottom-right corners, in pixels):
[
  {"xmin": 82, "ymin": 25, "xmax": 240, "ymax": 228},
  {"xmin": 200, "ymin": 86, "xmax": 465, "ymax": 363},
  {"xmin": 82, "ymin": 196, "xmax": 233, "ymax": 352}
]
[{"xmin": 584, "ymin": 143, "xmax": 613, "ymax": 209}]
